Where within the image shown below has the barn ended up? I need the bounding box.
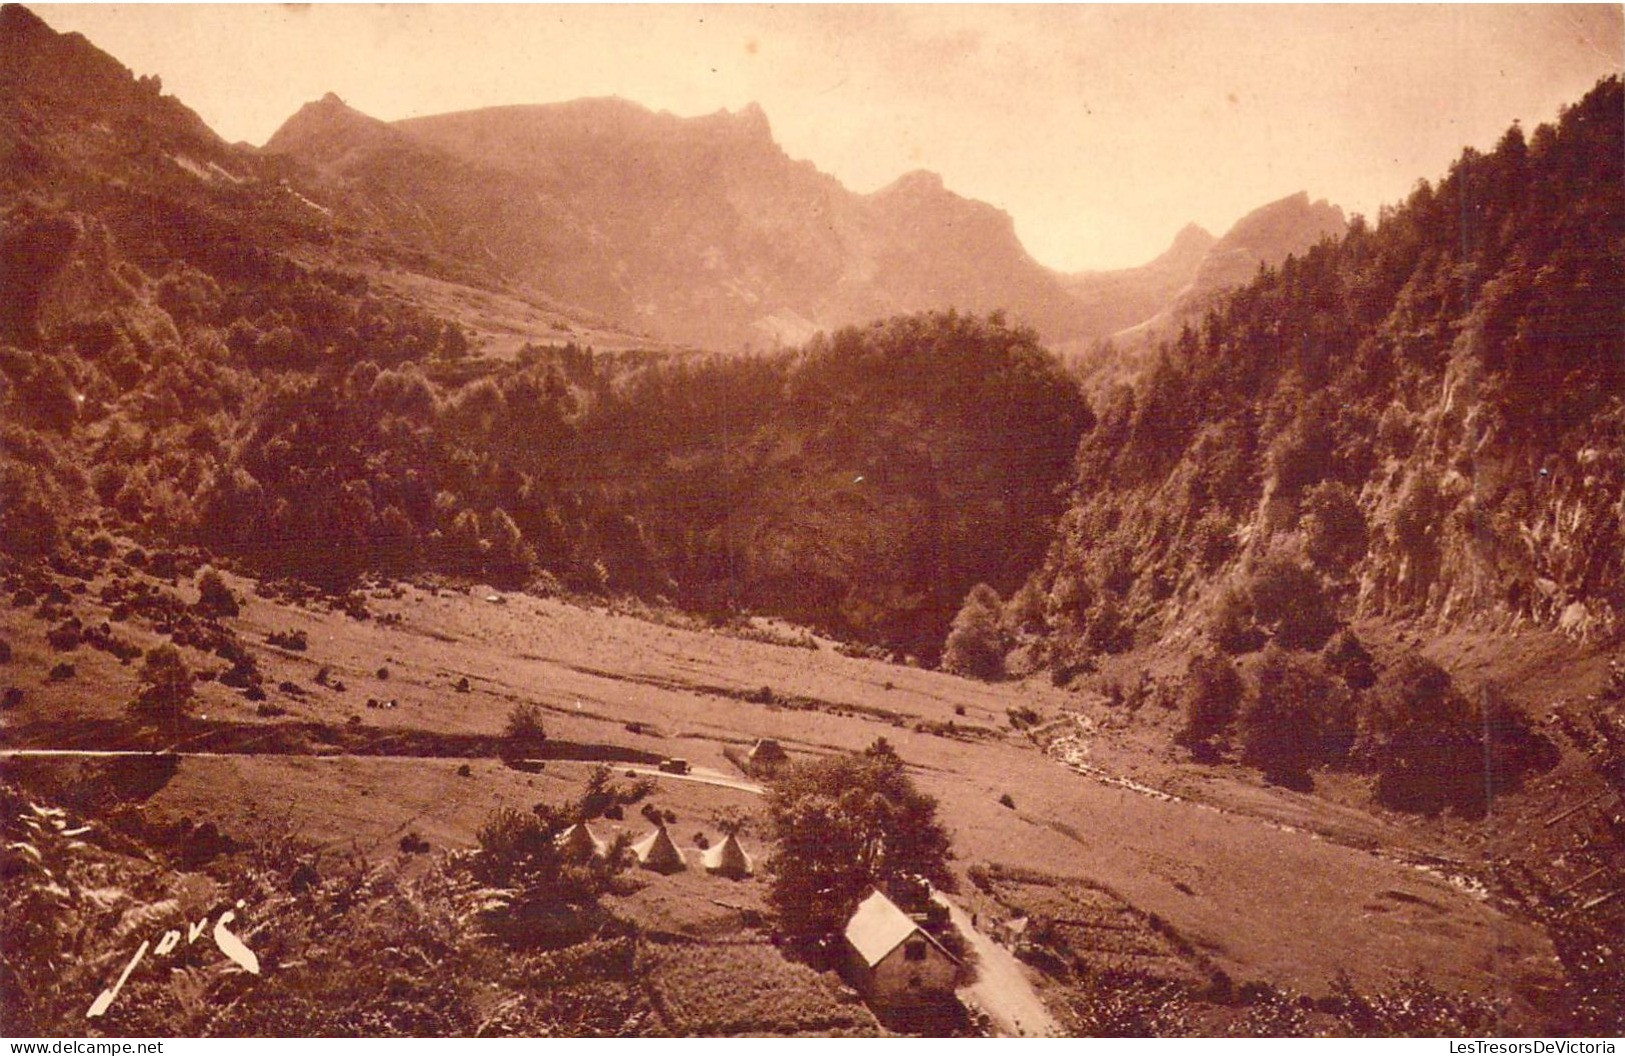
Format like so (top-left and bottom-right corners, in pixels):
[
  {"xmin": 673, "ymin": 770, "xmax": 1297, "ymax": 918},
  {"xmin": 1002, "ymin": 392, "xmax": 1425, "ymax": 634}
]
[{"xmin": 841, "ymin": 889, "xmax": 960, "ymax": 1009}]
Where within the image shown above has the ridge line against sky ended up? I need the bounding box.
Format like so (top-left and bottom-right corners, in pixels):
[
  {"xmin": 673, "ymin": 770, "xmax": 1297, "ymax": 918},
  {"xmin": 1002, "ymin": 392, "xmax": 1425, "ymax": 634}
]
[{"xmin": 29, "ymin": 3, "xmax": 1625, "ymax": 271}]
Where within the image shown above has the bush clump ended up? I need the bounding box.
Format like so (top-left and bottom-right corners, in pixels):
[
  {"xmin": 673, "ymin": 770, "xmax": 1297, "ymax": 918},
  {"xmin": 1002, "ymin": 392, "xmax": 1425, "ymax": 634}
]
[
  {"xmin": 502, "ymin": 703, "xmax": 548, "ymax": 754},
  {"xmin": 1240, "ymin": 646, "xmax": 1342, "ymax": 789},
  {"xmin": 942, "ymin": 583, "xmax": 1008, "ymax": 680}
]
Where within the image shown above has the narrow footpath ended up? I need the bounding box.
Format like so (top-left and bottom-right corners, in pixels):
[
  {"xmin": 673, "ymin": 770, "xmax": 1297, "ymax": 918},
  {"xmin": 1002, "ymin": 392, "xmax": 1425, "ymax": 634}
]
[{"xmin": 934, "ymin": 891, "xmax": 1063, "ymax": 1037}]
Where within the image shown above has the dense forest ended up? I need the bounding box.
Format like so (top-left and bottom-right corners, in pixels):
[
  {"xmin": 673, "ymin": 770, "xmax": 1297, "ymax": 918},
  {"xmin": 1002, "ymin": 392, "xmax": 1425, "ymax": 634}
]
[{"xmin": 0, "ymin": 226, "xmax": 1086, "ymax": 661}]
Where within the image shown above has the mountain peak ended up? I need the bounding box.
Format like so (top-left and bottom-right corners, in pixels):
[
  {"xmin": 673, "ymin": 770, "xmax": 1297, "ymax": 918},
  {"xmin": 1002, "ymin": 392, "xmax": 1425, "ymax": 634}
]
[
  {"xmin": 734, "ymin": 100, "xmax": 770, "ymax": 132},
  {"xmin": 264, "ymin": 92, "xmax": 394, "ymax": 156},
  {"xmin": 1217, "ymin": 191, "xmax": 1346, "ymax": 256},
  {"xmin": 875, "ymin": 169, "xmax": 947, "ymax": 198},
  {"xmin": 1173, "ymin": 221, "xmax": 1213, "ymax": 243}
]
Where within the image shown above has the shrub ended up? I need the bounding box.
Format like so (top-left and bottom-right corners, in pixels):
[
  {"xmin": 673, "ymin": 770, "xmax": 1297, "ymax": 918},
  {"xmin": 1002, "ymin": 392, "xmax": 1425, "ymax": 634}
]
[
  {"xmin": 1208, "ymin": 584, "xmax": 1264, "ymax": 654},
  {"xmin": 195, "ymin": 567, "xmax": 239, "ymax": 617},
  {"xmin": 1006, "ymin": 705, "xmax": 1040, "ymax": 729},
  {"xmin": 267, "ymin": 629, "xmax": 308, "ymax": 651},
  {"xmin": 998, "ymin": 793, "xmax": 1016, "ymax": 809},
  {"xmin": 1247, "ymin": 554, "xmax": 1340, "ymax": 651},
  {"xmin": 711, "ymin": 806, "xmax": 751, "ymax": 837},
  {"xmin": 473, "ymin": 806, "xmax": 561, "ymax": 888},
  {"xmin": 1321, "ymin": 627, "xmax": 1377, "ymax": 690},
  {"xmin": 942, "ymin": 583, "xmax": 1008, "ymax": 680}
]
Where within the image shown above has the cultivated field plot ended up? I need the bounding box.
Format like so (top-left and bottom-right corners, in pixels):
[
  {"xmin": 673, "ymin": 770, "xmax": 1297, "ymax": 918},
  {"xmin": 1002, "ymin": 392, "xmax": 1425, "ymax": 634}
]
[
  {"xmin": 982, "ymin": 869, "xmax": 1209, "ymax": 988},
  {"xmin": 641, "ymin": 941, "xmax": 877, "ymax": 1036}
]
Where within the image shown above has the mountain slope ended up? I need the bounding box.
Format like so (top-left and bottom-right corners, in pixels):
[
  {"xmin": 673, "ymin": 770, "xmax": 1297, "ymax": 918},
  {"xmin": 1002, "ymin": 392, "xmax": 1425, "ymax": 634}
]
[
  {"xmin": 1, "ymin": 7, "xmax": 1089, "ymax": 661},
  {"xmin": 1060, "ymin": 221, "xmax": 1216, "ymax": 340},
  {"xmin": 1114, "ymin": 192, "xmax": 1348, "ymax": 343}
]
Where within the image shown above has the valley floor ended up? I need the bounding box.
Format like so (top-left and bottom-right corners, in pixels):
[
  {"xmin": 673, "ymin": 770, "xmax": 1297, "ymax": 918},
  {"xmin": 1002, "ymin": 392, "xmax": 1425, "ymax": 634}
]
[{"xmin": 2, "ymin": 553, "xmax": 1612, "ymax": 1034}]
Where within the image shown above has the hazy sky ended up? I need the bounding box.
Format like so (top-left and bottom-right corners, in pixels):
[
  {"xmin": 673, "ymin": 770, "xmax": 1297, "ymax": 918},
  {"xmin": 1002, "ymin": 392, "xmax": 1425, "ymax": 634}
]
[{"xmin": 32, "ymin": 4, "xmax": 1625, "ymax": 271}]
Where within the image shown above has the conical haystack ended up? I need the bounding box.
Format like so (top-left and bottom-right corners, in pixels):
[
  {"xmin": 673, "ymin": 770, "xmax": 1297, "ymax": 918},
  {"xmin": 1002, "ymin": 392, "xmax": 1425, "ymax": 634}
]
[
  {"xmin": 557, "ymin": 822, "xmax": 607, "ymax": 859},
  {"xmin": 746, "ymin": 738, "xmax": 789, "ymax": 776},
  {"xmin": 631, "ymin": 824, "xmax": 686, "ymax": 873},
  {"xmin": 700, "ymin": 831, "xmax": 752, "ymax": 879}
]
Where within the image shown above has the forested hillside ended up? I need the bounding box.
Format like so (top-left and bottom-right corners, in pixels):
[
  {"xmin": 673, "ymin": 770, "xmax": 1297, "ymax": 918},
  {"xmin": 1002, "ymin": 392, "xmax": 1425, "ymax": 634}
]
[{"xmin": 1028, "ymin": 77, "xmax": 1622, "ymax": 661}]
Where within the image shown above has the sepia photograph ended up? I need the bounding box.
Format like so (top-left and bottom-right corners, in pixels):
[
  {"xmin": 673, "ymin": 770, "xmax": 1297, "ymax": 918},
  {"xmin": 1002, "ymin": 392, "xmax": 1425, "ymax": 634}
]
[{"xmin": 1, "ymin": 1, "xmax": 1622, "ymax": 1041}]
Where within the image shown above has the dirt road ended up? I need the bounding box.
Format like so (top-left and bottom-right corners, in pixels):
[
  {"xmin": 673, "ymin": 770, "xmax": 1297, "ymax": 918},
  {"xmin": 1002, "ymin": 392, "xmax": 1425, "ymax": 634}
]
[
  {"xmin": 934, "ymin": 891, "xmax": 1062, "ymax": 1037},
  {"xmin": 619, "ymin": 763, "xmax": 766, "ymax": 795},
  {"xmin": 0, "ymin": 749, "xmax": 768, "ymax": 795}
]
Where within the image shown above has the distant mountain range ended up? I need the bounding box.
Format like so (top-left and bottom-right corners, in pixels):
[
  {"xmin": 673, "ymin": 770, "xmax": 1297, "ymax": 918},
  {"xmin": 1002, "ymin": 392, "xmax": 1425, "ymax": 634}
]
[
  {"xmin": 264, "ymin": 91, "xmax": 1347, "ymax": 350},
  {"xmin": 1, "ymin": 0, "xmax": 1348, "ymax": 354}
]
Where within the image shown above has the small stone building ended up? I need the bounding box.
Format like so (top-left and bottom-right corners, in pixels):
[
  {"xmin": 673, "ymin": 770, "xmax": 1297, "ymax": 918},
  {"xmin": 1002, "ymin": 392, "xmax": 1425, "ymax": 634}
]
[{"xmin": 841, "ymin": 889, "xmax": 960, "ymax": 1009}]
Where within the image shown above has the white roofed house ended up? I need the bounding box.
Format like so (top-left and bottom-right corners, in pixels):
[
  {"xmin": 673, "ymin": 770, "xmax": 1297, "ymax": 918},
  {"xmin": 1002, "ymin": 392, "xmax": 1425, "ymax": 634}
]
[{"xmin": 841, "ymin": 889, "xmax": 961, "ymax": 1010}]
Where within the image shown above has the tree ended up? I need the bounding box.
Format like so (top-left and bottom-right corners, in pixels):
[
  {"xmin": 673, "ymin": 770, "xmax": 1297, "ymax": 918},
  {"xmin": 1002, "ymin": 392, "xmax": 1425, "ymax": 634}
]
[
  {"xmin": 1241, "ymin": 646, "xmax": 1336, "ymax": 789},
  {"xmin": 502, "ymin": 703, "xmax": 547, "ymax": 756},
  {"xmin": 1176, "ymin": 651, "xmax": 1243, "ymax": 757},
  {"xmin": 765, "ymin": 738, "xmax": 955, "ymax": 942},
  {"xmin": 471, "ymin": 800, "xmax": 631, "ymax": 948},
  {"xmin": 130, "ymin": 645, "xmax": 193, "ymax": 735},
  {"xmin": 941, "ymin": 583, "xmax": 1007, "ymax": 679},
  {"xmin": 483, "ymin": 507, "xmax": 536, "ymax": 588},
  {"xmin": 195, "ymin": 567, "xmax": 239, "ymax": 618},
  {"xmin": 1247, "ymin": 554, "xmax": 1340, "ymax": 651},
  {"xmin": 1301, "ymin": 481, "xmax": 1367, "ymax": 575}
]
